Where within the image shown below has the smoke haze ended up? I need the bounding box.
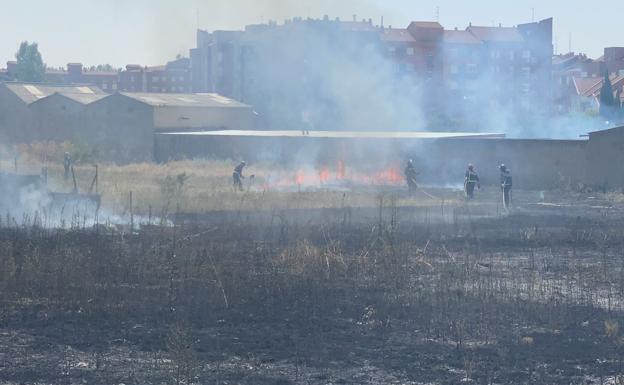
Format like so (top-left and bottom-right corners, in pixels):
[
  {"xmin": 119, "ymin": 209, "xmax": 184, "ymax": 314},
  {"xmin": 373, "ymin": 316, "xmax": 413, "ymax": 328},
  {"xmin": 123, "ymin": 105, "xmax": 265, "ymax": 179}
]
[{"xmin": 1, "ymin": 0, "xmax": 622, "ymax": 67}]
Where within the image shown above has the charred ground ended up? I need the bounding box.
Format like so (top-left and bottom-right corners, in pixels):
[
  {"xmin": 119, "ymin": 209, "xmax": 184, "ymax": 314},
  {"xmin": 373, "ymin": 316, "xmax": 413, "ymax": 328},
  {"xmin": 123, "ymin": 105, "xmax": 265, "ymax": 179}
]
[{"xmin": 1, "ymin": 191, "xmax": 624, "ymax": 384}]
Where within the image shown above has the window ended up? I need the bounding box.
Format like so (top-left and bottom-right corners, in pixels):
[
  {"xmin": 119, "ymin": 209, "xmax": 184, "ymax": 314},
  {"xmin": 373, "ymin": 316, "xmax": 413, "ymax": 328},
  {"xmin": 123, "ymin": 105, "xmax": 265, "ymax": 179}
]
[
  {"xmin": 162, "ymin": 76, "xmax": 167, "ymax": 82},
  {"xmin": 450, "ymin": 64, "xmax": 459, "ymax": 74},
  {"xmin": 522, "ymin": 50, "xmax": 531, "ymax": 60},
  {"xmin": 130, "ymin": 75, "xmax": 135, "ymax": 82},
  {"xmin": 152, "ymin": 87, "xmax": 159, "ymax": 92},
  {"xmin": 102, "ymin": 83, "xmax": 108, "ymax": 90},
  {"xmin": 521, "ymin": 66, "xmax": 531, "ymax": 77},
  {"xmin": 172, "ymin": 77, "xmax": 176, "ymax": 83},
  {"xmin": 406, "ymin": 47, "xmax": 415, "ymax": 56},
  {"xmin": 112, "ymin": 83, "xmax": 117, "ymax": 90},
  {"xmin": 152, "ymin": 76, "xmax": 159, "ymax": 82},
  {"xmin": 450, "ymin": 48, "xmax": 458, "ymax": 57},
  {"xmin": 179, "ymin": 76, "xmax": 185, "ymax": 82},
  {"xmin": 509, "ymin": 51, "xmax": 515, "ymax": 60},
  {"xmin": 449, "ymin": 81, "xmax": 458, "ymax": 90},
  {"xmin": 388, "ymin": 46, "xmax": 396, "ymax": 53},
  {"xmin": 466, "ymin": 63, "xmax": 477, "ymax": 74},
  {"xmin": 426, "ymin": 54, "xmax": 434, "ymax": 71}
]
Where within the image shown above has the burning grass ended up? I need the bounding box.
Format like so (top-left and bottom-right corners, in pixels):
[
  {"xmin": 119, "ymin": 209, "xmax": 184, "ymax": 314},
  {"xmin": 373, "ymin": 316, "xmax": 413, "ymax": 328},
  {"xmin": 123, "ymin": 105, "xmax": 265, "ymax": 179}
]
[{"xmin": 1, "ymin": 153, "xmax": 465, "ymax": 220}]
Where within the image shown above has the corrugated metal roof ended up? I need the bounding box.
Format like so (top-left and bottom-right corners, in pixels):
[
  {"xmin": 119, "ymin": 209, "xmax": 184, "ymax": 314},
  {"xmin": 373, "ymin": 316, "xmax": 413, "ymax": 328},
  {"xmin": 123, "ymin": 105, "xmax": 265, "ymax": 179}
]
[
  {"xmin": 157, "ymin": 130, "xmax": 505, "ymax": 139},
  {"xmin": 119, "ymin": 92, "xmax": 250, "ymax": 108},
  {"xmin": 3, "ymin": 82, "xmax": 106, "ymax": 105}
]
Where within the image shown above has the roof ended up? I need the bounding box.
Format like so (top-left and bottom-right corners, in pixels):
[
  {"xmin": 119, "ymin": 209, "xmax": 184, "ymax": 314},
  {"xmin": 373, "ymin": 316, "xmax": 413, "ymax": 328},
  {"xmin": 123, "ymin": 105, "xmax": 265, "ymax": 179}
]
[
  {"xmin": 82, "ymin": 71, "xmax": 118, "ymax": 77},
  {"xmin": 381, "ymin": 28, "xmax": 415, "ymax": 43},
  {"xmin": 443, "ymin": 30, "xmax": 481, "ymax": 45},
  {"xmin": 408, "ymin": 21, "xmax": 443, "ymax": 29},
  {"xmin": 574, "ymin": 74, "xmax": 624, "ymax": 97},
  {"xmin": 588, "ymin": 125, "xmax": 624, "ymax": 137},
  {"xmin": 573, "ymin": 77, "xmax": 602, "ymax": 97},
  {"xmin": 119, "ymin": 92, "xmax": 250, "ymax": 108},
  {"xmin": 157, "ymin": 130, "xmax": 505, "ymax": 139},
  {"xmin": 339, "ymin": 21, "xmax": 377, "ymax": 32},
  {"xmin": 552, "ymin": 53, "xmax": 577, "ymax": 66},
  {"xmin": 466, "ymin": 26, "xmax": 524, "ymax": 43},
  {"xmin": 2, "ymin": 82, "xmax": 106, "ymax": 105}
]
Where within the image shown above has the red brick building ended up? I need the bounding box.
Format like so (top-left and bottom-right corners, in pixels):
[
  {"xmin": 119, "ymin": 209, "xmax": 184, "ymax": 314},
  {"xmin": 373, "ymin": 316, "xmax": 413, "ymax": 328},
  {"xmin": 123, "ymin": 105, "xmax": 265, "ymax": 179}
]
[
  {"xmin": 2, "ymin": 58, "xmax": 191, "ymax": 94},
  {"xmin": 118, "ymin": 58, "xmax": 191, "ymax": 93}
]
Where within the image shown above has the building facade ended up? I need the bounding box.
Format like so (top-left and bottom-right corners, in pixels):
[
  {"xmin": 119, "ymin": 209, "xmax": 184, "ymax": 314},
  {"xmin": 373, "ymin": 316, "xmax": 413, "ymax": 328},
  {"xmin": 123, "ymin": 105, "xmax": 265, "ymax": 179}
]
[
  {"xmin": 1, "ymin": 58, "xmax": 192, "ymax": 94},
  {"xmin": 189, "ymin": 17, "xmax": 553, "ymax": 130}
]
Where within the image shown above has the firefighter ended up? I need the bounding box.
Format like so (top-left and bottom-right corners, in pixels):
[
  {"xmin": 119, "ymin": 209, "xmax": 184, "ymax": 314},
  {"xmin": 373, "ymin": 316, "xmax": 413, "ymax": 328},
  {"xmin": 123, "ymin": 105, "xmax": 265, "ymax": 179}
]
[
  {"xmin": 500, "ymin": 164, "xmax": 513, "ymax": 210},
  {"xmin": 404, "ymin": 159, "xmax": 419, "ymax": 194},
  {"xmin": 232, "ymin": 161, "xmax": 246, "ymax": 191},
  {"xmin": 63, "ymin": 152, "xmax": 72, "ymax": 181},
  {"xmin": 464, "ymin": 163, "xmax": 480, "ymax": 199}
]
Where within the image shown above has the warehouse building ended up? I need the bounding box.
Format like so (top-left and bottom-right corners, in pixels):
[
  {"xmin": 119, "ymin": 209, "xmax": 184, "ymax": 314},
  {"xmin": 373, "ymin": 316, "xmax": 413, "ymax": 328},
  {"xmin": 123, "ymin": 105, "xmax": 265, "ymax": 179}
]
[
  {"xmin": 0, "ymin": 82, "xmax": 254, "ymax": 161},
  {"xmin": 0, "ymin": 82, "xmax": 106, "ymax": 143},
  {"xmin": 86, "ymin": 92, "xmax": 255, "ymax": 161}
]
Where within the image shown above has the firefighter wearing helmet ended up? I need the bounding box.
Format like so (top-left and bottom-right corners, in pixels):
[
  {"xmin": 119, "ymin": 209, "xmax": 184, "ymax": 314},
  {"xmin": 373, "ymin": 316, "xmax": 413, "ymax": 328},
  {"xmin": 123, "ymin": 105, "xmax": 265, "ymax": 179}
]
[
  {"xmin": 464, "ymin": 163, "xmax": 480, "ymax": 199},
  {"xmin": 500, "ymin": 164, "xmax": 513, "ymax": 210},
  {"xmin": 233, "ymin": 161, "xmax": 246, "ymax": 191},
  {"xmin": 404, "ymin": 159, "xmax": 419, "ymax": 195}
]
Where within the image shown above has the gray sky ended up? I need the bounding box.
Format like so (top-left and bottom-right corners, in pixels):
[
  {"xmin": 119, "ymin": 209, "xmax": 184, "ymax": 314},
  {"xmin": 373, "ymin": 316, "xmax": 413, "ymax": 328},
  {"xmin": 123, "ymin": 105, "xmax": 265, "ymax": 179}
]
[{"xmin": 1, "ymin": 0, "xmax": 620, "ymax": 68}]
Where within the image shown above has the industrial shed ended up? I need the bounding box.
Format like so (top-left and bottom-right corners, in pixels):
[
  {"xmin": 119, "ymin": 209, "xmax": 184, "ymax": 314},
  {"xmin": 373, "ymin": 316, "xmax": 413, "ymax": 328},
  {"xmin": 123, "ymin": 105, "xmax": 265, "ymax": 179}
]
[
  {"xmin": 0, "ymin": 82, "xmax": 105, "ymax": 143},
  {"xmin": 86, "ymin": 92, "xmax": 255, "ymax": 161},
  {"xmin": 0, "ymin": 83, "xmax": 254, "ymax": 161}
]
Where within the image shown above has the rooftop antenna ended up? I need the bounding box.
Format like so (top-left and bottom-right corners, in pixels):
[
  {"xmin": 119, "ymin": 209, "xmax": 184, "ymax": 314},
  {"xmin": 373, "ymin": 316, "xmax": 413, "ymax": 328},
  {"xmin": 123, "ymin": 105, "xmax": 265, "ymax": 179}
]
[
  {"xmin": 196, "ymin": 8, "xmax": 199, "ymax": 30},
  {"xmin": 569, "ymin": 32, "xmax": 572, "ymax": 53},
  {"xmin": 531, "ymin": 8, "xmax": 535, "ymax": 22},
  {"xmin": 436, "ymin": 6, "xmax": 440, "ymax": 22},
  {"xmin": 381, "ymin": 15, "xmax": 384, "ymax": 28}
]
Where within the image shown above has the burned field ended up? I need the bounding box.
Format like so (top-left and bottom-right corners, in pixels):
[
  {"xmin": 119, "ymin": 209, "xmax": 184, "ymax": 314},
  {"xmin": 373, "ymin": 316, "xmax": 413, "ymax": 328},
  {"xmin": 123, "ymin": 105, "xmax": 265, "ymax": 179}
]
[{"xmin": 2, "ymin": 195, "xmax": 624, "ymax": 384}]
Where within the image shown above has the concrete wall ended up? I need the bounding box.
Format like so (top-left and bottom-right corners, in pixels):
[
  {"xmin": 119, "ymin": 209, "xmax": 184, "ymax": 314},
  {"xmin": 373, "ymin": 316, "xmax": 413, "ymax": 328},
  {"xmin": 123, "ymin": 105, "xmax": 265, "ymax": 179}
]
[
  {"xmin": 586, "ymin": 126, "xmax": 624, "ymax": 189},
  {"xmin": 153, "ymin": 133, "xmax": 588, "ymax": 190},
  {"xmin": 428, "ymin": 139, "xmax": 587, "ymax": 190},
  {"xmin": 153, "ymin": 106, "xmax": 254, "ymax": 130}
]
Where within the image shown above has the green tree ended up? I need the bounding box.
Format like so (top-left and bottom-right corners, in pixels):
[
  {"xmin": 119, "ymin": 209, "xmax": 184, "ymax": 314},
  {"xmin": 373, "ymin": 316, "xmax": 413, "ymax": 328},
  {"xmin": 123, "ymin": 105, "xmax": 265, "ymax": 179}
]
[
  {"xmin": 599, "ymin": 70, "xmax": 616, "ymax": 119},
  {"xmin": 14, "ymin": 41, "xmax": 46, "ymax": 82},
  {"xmin": 89, "ymin": 64, "xmax": 115, "ymax": 72}
]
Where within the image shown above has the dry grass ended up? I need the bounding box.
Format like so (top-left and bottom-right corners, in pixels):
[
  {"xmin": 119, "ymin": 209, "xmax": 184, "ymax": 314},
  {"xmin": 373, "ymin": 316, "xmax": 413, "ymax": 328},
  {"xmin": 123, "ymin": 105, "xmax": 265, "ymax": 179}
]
[{"xmin": 0, "ymin": 145, "xmax": 462, "ymax": 216}]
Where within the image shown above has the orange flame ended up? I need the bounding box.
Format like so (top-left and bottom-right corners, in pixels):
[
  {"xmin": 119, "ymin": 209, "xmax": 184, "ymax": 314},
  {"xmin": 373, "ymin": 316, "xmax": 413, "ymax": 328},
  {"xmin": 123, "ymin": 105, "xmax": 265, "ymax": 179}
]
[{"xmin": 258, "ymin": 161, "xmax": 405, "ymax": 190}]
